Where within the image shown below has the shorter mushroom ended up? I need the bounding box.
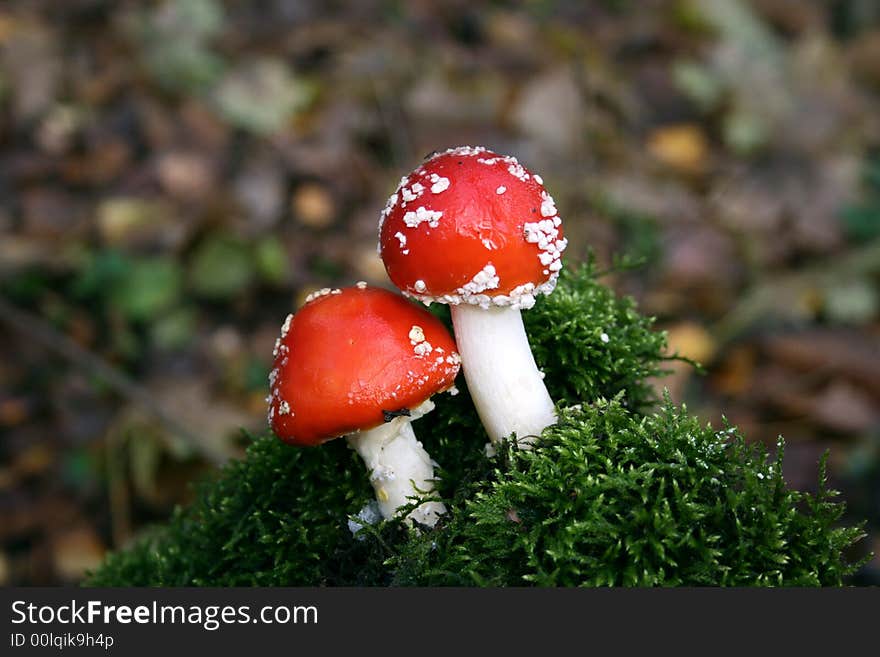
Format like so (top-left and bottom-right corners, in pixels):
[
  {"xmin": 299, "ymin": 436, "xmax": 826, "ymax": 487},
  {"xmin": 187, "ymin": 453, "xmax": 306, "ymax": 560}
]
[{"xmin": 267, "ymin": 283, "xmax": 461, "ymax": 527}]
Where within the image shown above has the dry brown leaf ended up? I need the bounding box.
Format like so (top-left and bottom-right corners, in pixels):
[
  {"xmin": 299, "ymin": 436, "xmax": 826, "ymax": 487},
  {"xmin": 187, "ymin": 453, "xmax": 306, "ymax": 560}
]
[
  {"xmin": 511, "ymin": 68, "xmax": 585, "ymax": 155},
  {"xmin": 712, "ymin": 344, "xmax": 757, "ymax": 396},
  {"xmin": 810, "ymin": 380, "xmax": 878, "ymax": 434},
  {"xmin": 292, "ymin": 182, "xmax": 337, "ymax": 229},
  {"xmin": 50, "ymin": 526, "xmax": 105, "ymax": 582},
  {"xmin": 156, "ymin": 151, "xmax": 216, "ymax": 201},
  {"xmin": 96, "ymin": 197, "xmax": 186, "ymax": 250},
  {"xmin": 0, "ymin": 397, "xmax": 31, "ymax": 427},
  {"xmin": 665, "ymin": 321, "xmax": 717, "ymax": 364},
  {"xmin": 647, "ymin": 124, "xmax": 709, "ymax": 175},
  {"xmin": 350, "ymin": 245, "xmax": 391, "ymax": 284},
  {"xmin": 761, "ymin": 331, "xmax": 880, "ymax": 397},
  {"xmin": 149, "ymin": 377, "xmax": 260, "ymax": 461}
]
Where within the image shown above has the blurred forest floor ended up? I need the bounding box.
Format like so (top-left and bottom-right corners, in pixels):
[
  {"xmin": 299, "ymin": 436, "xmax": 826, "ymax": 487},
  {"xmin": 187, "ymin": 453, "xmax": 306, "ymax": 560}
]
[{"xmin": 1, "ymin": 0, "xmax": 879, "ymax": 585}]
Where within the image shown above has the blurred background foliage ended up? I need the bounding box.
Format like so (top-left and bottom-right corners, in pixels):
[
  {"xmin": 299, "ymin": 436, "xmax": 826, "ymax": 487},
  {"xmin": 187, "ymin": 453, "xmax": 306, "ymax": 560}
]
[{"xmin": 0, "ymin": 0, "xmax": 878, "ymax": 585}]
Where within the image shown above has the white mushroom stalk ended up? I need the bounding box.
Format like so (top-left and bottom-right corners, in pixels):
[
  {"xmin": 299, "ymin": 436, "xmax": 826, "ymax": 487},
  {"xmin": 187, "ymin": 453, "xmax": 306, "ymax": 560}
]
[
  {"xmin": 450, "ymin": 304, "xmax": 555, "ymax": 447},
  {"xmin": 268, "ymin": 285, "xmax": 459, "ymax": 530},
  {"xmin": 345, "ymin": 400, "xmax": 446, "ymax": 527}
]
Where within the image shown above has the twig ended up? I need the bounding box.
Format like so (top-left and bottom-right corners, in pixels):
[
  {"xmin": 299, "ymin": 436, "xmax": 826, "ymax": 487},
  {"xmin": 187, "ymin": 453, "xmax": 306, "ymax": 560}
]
[{"xmin": 0, "ymin": 295, "xmax": 228, "ymax": 466}]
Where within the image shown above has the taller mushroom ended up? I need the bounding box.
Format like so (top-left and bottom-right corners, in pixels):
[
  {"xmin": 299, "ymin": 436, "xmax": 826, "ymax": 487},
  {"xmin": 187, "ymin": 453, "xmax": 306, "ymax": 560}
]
[{"xmin": 378, "ymin": 146, "xmax": 567, "ymax": 446}]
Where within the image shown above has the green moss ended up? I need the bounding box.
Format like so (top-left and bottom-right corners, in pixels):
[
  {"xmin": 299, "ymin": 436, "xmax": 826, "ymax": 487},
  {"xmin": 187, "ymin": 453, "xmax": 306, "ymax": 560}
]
[
  {"xmin": 87, "ymin": 263, "xmax": 865, "ymax": 587},
  {"xmin": 526, "ymin": 262, "xmax": 670, "ymax": 411},
  {"xmin": 90, "ymin": 435, "xmax": 408, "ymax": 586},
  {"xmin": 393, "ymin": 399, "xmax": 864, "ymax": 586}
]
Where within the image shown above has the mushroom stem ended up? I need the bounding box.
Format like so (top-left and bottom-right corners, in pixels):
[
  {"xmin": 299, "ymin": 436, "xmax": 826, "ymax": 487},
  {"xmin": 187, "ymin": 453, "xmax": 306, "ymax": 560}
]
[
  {"xmin": 450, "ymin": 303, "xmax": 556, "ymax": 447},
  {"xmin": 346, "ymin": 401, "xmax": 446, "ymax": 527}
]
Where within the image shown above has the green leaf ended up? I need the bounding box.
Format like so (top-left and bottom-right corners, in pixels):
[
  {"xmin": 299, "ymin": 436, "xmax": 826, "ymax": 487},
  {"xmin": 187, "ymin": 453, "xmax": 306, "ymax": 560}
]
[
  {"xmin": 150, "ymin": 307, "xmax": 198, "ymax": 350},
  {"xmin": 109, "ymin": 257, "xmax": 183, "ymax": 321},
  {"xmin": 841, "ymin": 205, "xmax": 880, "ymax": 242},
  {"xmin": 212, "ymin": 58, "xmax": 314, "ymax": 135},
  {"xmin": 188, "ymin": 235, "xmax": 255, "ymax": 300},
  {"xmin": 254, "ymin": 237, "xmax": 290, "ymax": 285}
]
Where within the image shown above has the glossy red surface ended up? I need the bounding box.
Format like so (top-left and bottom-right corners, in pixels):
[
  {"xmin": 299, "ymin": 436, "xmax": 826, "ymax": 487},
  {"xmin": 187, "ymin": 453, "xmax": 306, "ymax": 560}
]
[
  {"xmin": 379, "ymin": 147, "xmax": 564, "ymax": 299},
  {"xmin": 268, "ymin": 286, "xmax": 460, "ymax": 446}
]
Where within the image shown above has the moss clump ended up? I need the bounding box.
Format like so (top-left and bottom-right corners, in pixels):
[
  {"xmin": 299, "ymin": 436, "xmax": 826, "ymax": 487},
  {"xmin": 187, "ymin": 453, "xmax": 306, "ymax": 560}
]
[
  {"xmin": 525, "ymin": 264, "xmax": 669, "ymax": 411},
  {"xmin": 87, "ymin": 262, "xmax": 865, "ymax": 587},
  {"xmin": 91, "ymin": 437, "xmax": 395, "ymax": 586},
  {"xmin": 393, "ymin": 399, "xmax": 864, "ymax": 586}
]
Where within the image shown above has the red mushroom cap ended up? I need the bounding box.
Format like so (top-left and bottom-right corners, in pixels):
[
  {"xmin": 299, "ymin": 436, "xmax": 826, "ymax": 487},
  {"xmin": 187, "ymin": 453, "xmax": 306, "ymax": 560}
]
[
  {"xmin": 378, "ymin": 146, "xmax": 567, "ymax": 310},
  {"xmin": 268, "ymin": 284, "xmax": 461, "ymax": 447}
]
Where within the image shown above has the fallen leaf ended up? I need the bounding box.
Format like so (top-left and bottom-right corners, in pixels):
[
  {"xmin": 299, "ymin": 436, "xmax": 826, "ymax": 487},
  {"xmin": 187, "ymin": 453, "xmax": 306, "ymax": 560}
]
[
  {"xmin": 234, "ymin": 156, "xmax": 285, "ymax": 230},
  {"xmin": 0, "ymin": 495, "xmax": 80, "ymax": 543},
  {"xmin": 647, "ymin": 124, "xmax": 709, "ymax": 175},
  {"xmin": 212, "ymin": 57, "xmax": 313, "ymax": 135},
  {"xmin": 20, "ymin": 189, "xmax": 86, "ymax": 240},
  {"xmin": 109, "ymin": 256, "xmax": 183, "ymax": 322},
  {"xmin": 1, "ymin": 19, "xmax": 61, "ymax": 123},
  {"xmin": 156, "ymin": 151, "xmax": 216, "ymax": 201},
  {"xmin": 149, "ymin": 377, "xmax": 259, "ymax": 460},
  {"xmin": 761, "ymin": 330, "xmax": 880, "ymax": 397},
  {"xmin": 60, "ymin": 139, "xmax": 131, "ymax": 186},
  {"xmin": 350, "ymin": 244, "xmax": 390, "ymax": 284},
  {"xmin": 50, "ymin": 526, "xmax": 105, "ymax": 582},
  {"xmin": 97, "ymin": 197, "xmax": 184, "ymax": 250},
  {"xmin": 850, "ymin": 30, "xmax": 880, "ymax": 90},
  {"xmin": 36, "ymin": 104, "xmax": 82, "ymax": 155},
  {"xmin": 665, "ymin": 321, "xmax": 717, "ymax": 364},
  {"xmin": 14, "ymin": 443, "xmax": 53, "ymax": 477},
  {"xmin": 810, "ymin": 380, "xmax": 878, "ymax": 434},
  {"xmin": 0, "ymin": 397, "xmax": 31, "ymax": 427},
  {"xmin": 653, "ymin": 321, "xmax": 717, "ymax": 402},
  {"xmin": 712, "ymin": 344, "xmax": 757, "ymax": 396},
  {"xmin": 292, "ymin": 182, "xmax": 336, "ymax": 229},
  {"xmin": 823, "ymin": 278, "xmax": 879, "ymax": 325},
  {"xmin": 188, "ymin": 234, "xmax": 256, "ymax": 299},
  {"xmin": 511, "ymin": 68, "xmax": 585, "ymax": 155}
]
